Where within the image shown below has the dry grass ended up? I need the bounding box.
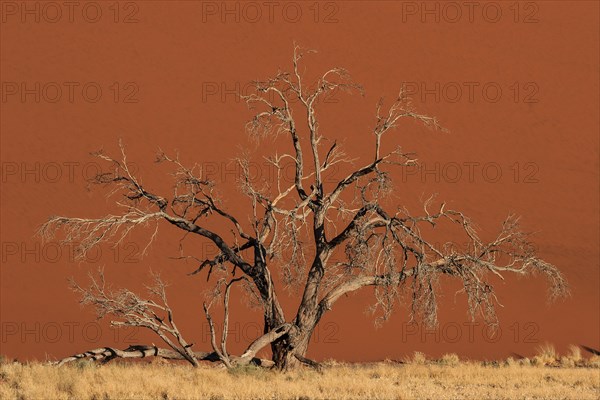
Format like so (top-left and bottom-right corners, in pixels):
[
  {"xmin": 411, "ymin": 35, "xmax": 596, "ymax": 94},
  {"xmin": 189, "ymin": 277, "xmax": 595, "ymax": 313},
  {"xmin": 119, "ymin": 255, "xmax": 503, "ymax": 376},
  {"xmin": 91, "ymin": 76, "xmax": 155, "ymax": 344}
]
[{"xmin": 1, "ymin": 354, "xmax": 599, "ymax": 400}]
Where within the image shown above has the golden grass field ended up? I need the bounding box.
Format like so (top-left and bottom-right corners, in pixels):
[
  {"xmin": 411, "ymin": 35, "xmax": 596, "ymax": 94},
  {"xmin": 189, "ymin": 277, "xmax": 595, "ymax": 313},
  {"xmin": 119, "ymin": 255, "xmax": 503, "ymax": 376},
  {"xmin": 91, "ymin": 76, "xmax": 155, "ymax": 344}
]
[{"xmin": 1, "ymin": 348, "xmax": 599, "ymax": 400}]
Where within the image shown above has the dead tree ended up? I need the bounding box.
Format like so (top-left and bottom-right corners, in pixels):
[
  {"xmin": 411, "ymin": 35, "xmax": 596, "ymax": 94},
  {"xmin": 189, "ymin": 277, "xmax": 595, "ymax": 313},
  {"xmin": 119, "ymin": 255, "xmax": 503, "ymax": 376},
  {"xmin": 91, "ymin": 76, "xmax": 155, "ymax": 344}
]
[
  {"xmin": 54, "ymin": 270, "xmax": 287, "ymax": 368},
  {"xmin": 42, "ymin": 45, "xmax": 569, "ymax": 369}
]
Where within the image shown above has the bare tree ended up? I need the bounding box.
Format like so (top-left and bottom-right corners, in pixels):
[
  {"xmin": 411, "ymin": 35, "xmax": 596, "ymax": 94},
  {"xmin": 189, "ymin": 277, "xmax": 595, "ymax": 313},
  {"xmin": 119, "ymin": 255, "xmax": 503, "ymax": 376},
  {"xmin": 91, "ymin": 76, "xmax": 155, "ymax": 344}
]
[
  {"xmin": 55, "ymin": 269, "xmax": 288, "ymax": 368},
  {"xmin": 42, "ymin": 45, "xmax": 568, "ymax": 370}
]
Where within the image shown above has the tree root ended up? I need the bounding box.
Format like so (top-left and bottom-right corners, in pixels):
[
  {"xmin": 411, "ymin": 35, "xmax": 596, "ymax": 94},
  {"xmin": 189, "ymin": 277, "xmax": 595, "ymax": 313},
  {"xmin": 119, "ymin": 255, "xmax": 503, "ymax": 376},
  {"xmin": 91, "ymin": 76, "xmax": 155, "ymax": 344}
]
[{"xmin": 294, "ymin": 354, "xmax": 322, "ymax": 371}]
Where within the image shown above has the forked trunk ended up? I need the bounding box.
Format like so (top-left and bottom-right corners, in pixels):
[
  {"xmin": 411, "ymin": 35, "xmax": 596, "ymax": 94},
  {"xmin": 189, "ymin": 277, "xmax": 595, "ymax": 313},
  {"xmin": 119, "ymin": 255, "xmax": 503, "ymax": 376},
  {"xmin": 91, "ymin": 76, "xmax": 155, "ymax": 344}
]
[{"xmin": 273, "ymin": 327, "xmax": 313, "ymax": 370}]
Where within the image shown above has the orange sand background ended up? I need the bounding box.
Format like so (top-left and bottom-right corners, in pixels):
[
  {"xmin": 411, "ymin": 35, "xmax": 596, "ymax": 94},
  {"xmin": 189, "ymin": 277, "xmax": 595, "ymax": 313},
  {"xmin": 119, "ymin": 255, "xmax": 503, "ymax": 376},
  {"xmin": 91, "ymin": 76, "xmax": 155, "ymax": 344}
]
[{"xmin": 1, "ymin": 1, "xmax": 598, "ymax": 362}]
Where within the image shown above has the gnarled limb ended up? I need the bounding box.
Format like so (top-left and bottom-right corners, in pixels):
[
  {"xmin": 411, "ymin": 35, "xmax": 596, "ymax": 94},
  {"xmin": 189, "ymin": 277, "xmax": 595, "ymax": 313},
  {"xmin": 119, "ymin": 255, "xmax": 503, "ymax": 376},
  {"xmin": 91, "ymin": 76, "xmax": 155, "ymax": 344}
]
[
  {"xmin": 238, "ymin": 323, "xmax": 293, "ymax": 364},
  {"xmin": 294, "ymin": 354, "xmax": 322, "ymax": 371},
  {"xmin": 69, "ymin": 269, "xmax": 200, "ymax": 366},
  {"xmin": 203, "ymin": 277, "xmax": 248, "ymax": 368},
  {"xmin": 55, "ymin": 346, "xmax": 218, "ymax": 366},
  {"xmin": 63, "ymin": 270, "xmax": 292, "ymax": 368},
  {"xmin": 54, "ymin": 345, "xmax": 275, "ymax": 367}
]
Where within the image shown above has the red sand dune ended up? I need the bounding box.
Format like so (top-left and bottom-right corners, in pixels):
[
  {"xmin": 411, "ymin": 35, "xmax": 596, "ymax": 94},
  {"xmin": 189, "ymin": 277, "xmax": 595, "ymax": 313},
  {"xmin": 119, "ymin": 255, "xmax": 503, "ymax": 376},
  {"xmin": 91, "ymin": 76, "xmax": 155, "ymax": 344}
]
[{"xmin": 1, "ymin": 1, "xmax": 598, "ymax": 363}]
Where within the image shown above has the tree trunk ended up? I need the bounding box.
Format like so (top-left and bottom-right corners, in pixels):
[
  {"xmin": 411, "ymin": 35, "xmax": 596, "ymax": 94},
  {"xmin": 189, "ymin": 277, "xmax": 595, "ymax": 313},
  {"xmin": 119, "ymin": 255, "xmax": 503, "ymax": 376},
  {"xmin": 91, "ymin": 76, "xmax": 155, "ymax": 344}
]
[
  {"xmin": 271, "ymin": 337, "xmax": 289, "ymax": 368},
  {"xmin": 266, "ymin": 313, "xmax": 289, "ymax": 368},
  {"xmin": 282, "ymin": 329, "xmax": 312, "ymax": 369},
  {"xmin": 251, "ymin": 253, "xmax": 289, "ymax": 367},
  {"xmin": 270, "ymin": 317, "xmax": 323, "ymax": 370}
]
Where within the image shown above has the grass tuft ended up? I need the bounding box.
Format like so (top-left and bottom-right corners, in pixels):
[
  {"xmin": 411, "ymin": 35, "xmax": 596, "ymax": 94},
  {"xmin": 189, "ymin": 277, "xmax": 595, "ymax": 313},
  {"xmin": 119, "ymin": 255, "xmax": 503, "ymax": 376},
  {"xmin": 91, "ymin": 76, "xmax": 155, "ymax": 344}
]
[{"xmin": 1, "ymin": 351, "xmax": 600, "ymax": 400}]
